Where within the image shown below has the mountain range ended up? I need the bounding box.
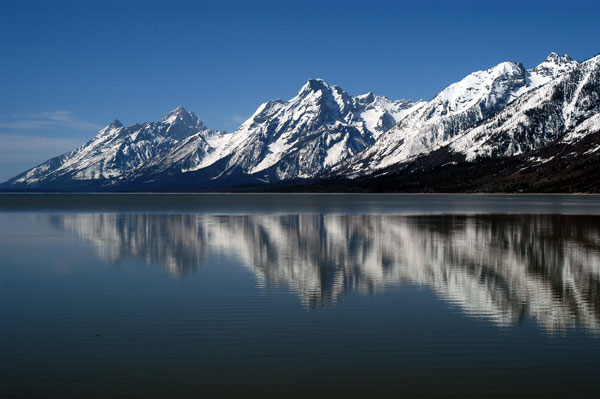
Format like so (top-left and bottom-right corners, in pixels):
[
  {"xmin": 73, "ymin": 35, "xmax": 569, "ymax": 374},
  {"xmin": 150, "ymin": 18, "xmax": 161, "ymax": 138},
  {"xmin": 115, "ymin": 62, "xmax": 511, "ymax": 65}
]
[{"xmin": 3, "ymin": 52, "xmax": 599, "ymax": 192}]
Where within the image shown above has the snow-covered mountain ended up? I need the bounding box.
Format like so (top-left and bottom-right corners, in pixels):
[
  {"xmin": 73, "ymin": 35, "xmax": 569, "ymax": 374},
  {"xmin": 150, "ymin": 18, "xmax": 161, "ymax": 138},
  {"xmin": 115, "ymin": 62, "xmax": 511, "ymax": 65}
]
[
  {"xmin": 2, "ymin": 51, "xmax": 598, "ymax": 192},
  {"xmin": 4, "ymin": 81, "xmax": 418, "ymax": 188},
  {"xmin": 342, "ymin": 53, "xmax": 579, "ymax": 174},
  {"xmin": 449, "ymin": 54, "xmax": 599, "ymax": 159},
  {"xmin": 196, "ymin": 79, "xmax": 420, "ymax": 181},
  {"xmin": 5, "ymin": 106, "xmax": 226, "ymax": 188},
  {"xmin": 363, "ymin": 53, "xmax": 599, "ymax": 192}
]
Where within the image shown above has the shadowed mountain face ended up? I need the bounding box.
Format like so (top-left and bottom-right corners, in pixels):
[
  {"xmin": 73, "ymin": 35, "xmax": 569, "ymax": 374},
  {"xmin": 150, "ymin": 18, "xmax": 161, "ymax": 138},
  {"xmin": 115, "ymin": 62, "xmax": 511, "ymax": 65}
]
[{"xmin": 41, "ymin": 213, "xmax": 600, "ymax": 333}]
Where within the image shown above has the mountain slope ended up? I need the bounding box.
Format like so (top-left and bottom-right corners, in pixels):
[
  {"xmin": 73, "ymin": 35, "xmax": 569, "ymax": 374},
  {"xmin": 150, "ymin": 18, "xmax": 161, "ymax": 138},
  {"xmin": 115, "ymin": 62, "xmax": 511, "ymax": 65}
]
[
  {"xmin": 2, "ymin": 52, "xmax": 598, "ymax": 193},
  {"xmin": 5, "ymin": 106, "xmax": 225, "ymax": 189},
  {"xmin": 119, "ymin": 79, "xmax": 420, "ymax": 187},
  {"xmin": 449, "ymin": 54, "xmax": 600, "ymax": 159},
  {"xmin": 201, "ymin": 79, "xmax": 421, "ymax": 182},
  {"xmin": 341, "ymin": 53, "xmax": 579, "ymax": 174}
]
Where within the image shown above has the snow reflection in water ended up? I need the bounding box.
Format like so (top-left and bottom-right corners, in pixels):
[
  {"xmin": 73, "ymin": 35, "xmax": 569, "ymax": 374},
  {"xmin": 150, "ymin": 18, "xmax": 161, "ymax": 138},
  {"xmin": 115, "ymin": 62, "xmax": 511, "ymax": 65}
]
[{"xmin": 42, "ymin": 213, "xmax": 600, "ymax": 334}]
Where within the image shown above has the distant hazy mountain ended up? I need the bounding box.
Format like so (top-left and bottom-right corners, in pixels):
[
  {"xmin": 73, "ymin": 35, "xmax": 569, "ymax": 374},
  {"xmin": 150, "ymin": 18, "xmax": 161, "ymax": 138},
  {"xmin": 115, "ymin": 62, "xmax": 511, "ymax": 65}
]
[{"xmin": 2, "ymin": 52, "xmax": 599, "ymax": 192}]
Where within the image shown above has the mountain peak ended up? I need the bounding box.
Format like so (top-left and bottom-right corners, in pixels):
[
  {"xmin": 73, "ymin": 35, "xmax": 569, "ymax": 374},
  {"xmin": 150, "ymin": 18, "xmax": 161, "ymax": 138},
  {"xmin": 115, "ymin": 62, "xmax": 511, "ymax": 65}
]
[
  {"xmin": 108, "ymin": 119, "xmax": 123, "ymax": 129},
  {"xmin": 163, "ymin": 105, "xmax": 187, "ymax": 119},
  {"xmin": 543, "ymin": 52, "xmax": 574, "ymax": 65},
  {"xmin": 162, "ymin": 105, "xmax": 200, "ymax": 126},
  {"xmin": 531, "ymin": 52, "xmax": 578, "ymax": 79},
  {"xmin": 298, "ymin": 78, "xmax": 332, "ymax": 95}
]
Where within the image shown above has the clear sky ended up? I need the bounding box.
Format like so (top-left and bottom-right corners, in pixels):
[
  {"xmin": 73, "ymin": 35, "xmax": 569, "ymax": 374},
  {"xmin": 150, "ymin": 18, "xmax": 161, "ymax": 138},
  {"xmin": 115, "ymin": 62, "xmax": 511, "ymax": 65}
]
[{"xmin": 1, "ymin": 0, "xmax": 599, "ymax": 181}]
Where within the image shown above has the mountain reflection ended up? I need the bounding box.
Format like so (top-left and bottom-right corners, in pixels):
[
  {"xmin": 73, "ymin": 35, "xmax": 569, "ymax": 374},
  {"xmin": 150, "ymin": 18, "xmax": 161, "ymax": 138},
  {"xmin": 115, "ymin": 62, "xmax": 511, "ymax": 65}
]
[{"xmin": 42, "ymin": 213, "xmax": 600, "ymax": 333}]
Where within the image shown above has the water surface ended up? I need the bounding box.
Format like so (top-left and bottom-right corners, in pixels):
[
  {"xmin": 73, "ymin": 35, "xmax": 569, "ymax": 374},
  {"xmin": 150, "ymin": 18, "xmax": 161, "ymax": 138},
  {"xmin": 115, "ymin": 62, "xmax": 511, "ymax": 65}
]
[{"xmin": 1, "ymin": 194, "xmax": 599, "ymax": 398}]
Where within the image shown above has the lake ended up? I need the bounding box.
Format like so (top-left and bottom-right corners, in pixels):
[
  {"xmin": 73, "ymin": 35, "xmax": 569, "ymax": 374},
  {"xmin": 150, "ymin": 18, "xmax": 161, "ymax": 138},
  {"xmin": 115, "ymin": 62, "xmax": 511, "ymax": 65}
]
[{"xmin": 1, "ymin": 194, "xmax": 599, "ymax": 398}]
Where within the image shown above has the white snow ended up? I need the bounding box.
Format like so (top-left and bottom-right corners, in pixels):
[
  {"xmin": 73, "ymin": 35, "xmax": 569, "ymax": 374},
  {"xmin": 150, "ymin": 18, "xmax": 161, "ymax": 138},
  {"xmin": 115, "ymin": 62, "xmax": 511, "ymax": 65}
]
[
  {"xmin": 11, "ymin": 53, "xmax": 596, "ymax": 188},
  {"xmin": 207, "ymin": 78, "xmax": 419, "ymax": 180},
  {"xmin": 346, "ymin": 53, "xmax": 581, "ymax": 173},
  {"xmin": 324, "ymin": 137, "xmax": 349, "ymax": 167},
  {"xmin": 584, "ymin": 144, "xmax": 600, "ymax": 155},
  {"xmin": 561, "ymin": 114, "xmax": 600, "ymax": 143},
  {"xmin": 249, "ymin": 138, "xmax": 293, "ymax": 174}
]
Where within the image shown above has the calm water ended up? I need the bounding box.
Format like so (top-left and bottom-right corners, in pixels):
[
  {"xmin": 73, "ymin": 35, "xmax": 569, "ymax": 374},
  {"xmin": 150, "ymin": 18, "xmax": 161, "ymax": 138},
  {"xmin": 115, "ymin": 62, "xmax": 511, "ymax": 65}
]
[{"xmin": 1, "ymin": 194, "xmax": 599, "ymax": 398}]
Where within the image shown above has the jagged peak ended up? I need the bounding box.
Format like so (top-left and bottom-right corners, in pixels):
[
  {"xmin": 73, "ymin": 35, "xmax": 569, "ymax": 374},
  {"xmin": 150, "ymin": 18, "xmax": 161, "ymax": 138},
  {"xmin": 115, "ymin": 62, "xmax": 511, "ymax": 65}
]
[
  {"xmin": 298, "ymin": 78, "xmax": 334, "ymax": 95},
  {"xmin": 162, "ymin": 105, "xmax": 201, "ymax": 126},
  {"xmin": 162, "ymin": 105, "xmax": 188, "ymax": 120},
  {"xmin": 530, "ymin": 52, "xmax": 578, "ymax": 78},
  {"xmin": 540, "ymin": 52, "xmax": 576, "ymax": 65},
  {"xmin": 545, "ymin": 52, "xmax": 560, "ymax": 62},
  {"xmin": 108, "ymin": 119, "xmax": 123, "ymax": 129},
  {"xmin": 544, "ymin": 51, "xmax": 573, "ymax": 63}
]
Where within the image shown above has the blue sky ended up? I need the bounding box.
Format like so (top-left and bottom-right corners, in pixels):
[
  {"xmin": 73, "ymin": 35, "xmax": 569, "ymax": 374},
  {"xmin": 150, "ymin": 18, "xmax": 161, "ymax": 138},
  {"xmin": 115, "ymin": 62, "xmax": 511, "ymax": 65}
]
[{"xmin": 1, "ymin": 0, "xmax": 599, "ymax": 181}]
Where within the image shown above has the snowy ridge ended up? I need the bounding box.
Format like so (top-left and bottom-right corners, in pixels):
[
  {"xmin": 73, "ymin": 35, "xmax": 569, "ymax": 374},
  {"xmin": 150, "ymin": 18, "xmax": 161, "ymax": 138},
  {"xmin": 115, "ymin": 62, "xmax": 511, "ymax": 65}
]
[
  {"xmin": 3, "ymin": 51, "xmax": 598, "ymax": 190},
  {"xmin": 342, "ymin": 53, "xmax": 579, "ymax": 174},
  {"xmin": 449, "ymin": 54, "xmax": 599, "ymax": 160},
  {"xmin": 201, "ymin": 78, "xmax": 419, "ymax": 181},
  {"xmin": 9, "ymin": 106, "xmax": 225, "ymax": 186}
]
